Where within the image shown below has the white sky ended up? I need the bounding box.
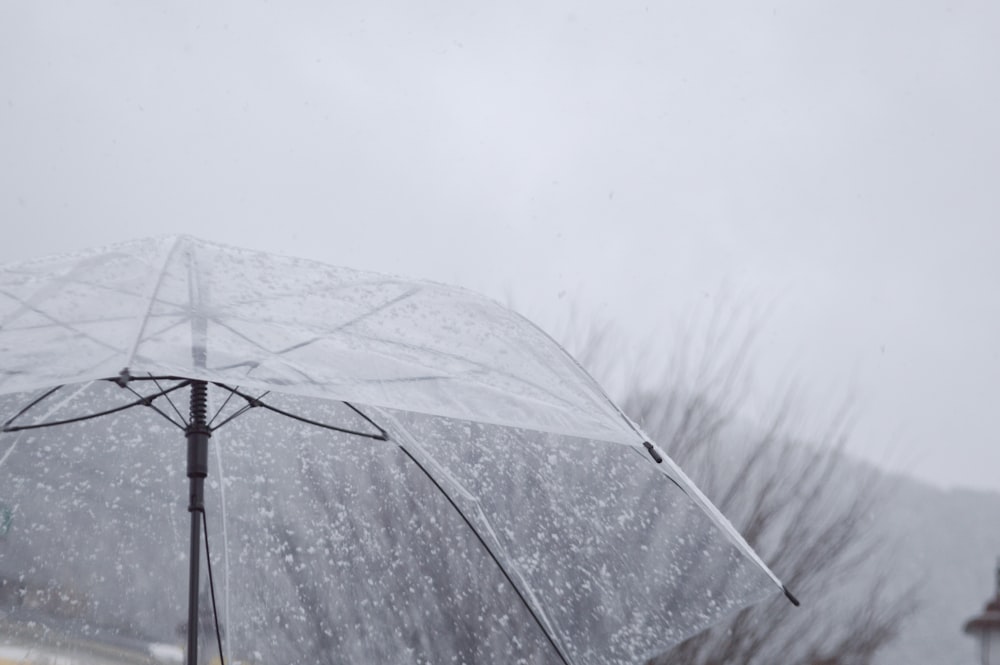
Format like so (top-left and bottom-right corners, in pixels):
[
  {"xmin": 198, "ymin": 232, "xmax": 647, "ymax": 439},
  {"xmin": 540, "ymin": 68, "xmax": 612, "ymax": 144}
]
[{"xmin": 1, "ymin": 1, "xmax": 998, "ymax": 491}]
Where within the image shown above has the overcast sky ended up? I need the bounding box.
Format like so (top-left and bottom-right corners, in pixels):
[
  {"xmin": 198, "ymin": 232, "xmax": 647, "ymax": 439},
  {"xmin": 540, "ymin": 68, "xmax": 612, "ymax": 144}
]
[{"xmin": 1, "ymin": 1, "xmax": 997, "ymax": 491}]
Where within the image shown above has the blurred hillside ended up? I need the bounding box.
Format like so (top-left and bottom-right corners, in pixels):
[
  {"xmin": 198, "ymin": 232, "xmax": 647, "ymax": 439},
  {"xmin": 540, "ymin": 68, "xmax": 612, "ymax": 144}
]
[{"xmin": 872, "ymin": 474, "xmax": 1000, "ymax": 665}]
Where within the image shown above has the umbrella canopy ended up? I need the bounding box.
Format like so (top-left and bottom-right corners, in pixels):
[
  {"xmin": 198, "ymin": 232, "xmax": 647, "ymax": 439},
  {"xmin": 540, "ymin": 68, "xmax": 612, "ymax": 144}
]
[{"xmin": 0, "ymin": 236, "xmax": 787, "ymax": 665}]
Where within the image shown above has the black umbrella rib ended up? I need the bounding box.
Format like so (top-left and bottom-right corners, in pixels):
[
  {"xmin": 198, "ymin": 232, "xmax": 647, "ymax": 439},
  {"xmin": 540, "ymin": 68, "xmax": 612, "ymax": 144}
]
[
  {"xmin": 148, "ymin": 374, "xmax": 190, "ymax": 426},
  {"xmin": 395, "ymin": 445, "xmax": 573, "ymax": 665},
  {"xmin": 342, "ymin": 400, "xmax": 386, "ymax": 435},
  {"xmin": 2, "ymin": 380, "xmax": 192, "ymax": 432},
  {"xmin": 205, "ymin": 392, "xmax": 262, "ymax": 431},
  {"xmin": 1, "ymin": 385, "xmax": 64, "ymax": 430},
  {"xmin": 120, "ymin": 381, "xmax": 190, "ymax": 431},
  {"xmin": 253, "ymin": 400, "xmax": 387, "ymax": 440},
  {"xmin": 207, "ymin": 384, "xmax": 239, "ymax": 428},
  {"xmin": 4, "ymin": 396, "xmax": 158, "ymax": 432},
  {"xmin": 209, "ymin": 384, "xmax": 388, "ymax": 440}
]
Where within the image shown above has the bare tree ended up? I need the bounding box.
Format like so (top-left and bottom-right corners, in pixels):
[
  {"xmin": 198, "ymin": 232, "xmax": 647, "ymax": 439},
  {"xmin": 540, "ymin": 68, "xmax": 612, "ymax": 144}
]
[{"xmin": 567, "ymin": 307, "xmax": 916, "ymax": 665}]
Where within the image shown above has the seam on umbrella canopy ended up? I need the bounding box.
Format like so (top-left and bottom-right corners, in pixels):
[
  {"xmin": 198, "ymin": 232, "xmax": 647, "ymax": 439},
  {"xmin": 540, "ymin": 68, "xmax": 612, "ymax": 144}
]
[{"xmin": 0, "ymin": 236, "xmax": 639, "ymax": 445}]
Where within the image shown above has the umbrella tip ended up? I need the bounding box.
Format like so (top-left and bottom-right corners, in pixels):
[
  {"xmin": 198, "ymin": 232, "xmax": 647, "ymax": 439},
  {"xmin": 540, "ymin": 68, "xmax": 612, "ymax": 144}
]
[
  {"xmin": 642, "ymin": 441, "xmax": 663, "ymax": 464},
  {"xmin": 783, "ymin": 585, "xmax": 801, "ymax": 607}
]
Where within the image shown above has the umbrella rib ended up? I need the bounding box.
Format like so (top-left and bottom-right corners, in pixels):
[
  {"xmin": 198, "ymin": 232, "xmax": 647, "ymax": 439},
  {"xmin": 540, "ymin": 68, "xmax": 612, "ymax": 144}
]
[
  {"xmin": 1, "ymin": 385, "xmax": 64, "ymax": 431},
  {"xmin": 342, "ymin": 400, "xmax": 386, "ymax": 435},
  {"xmin": 253, "ymin": 400, "xmax": 387, "ymax": 440},
  {"xmin": 208, "ymin": 396, "xmax": 262, "ymax": 431},
  {"xmin": 149, "ymin": 374, "xmax": 190, "ymax": 426},
  {"xmin": 207, "ymin": 384, "xmax": 239, "ymax": 428},
  {"xmin": 209, "ymin": 384, "xmax": 388, "ymax": 440},
  {"xmin": 3, "ymin": 395, "xmax": 156, "ymax": 432},
  {"xmin": 395, "ymin": 445, "xmax": 573, "ymax": 665},
  {"xmin": 2, "ymin": 380, "xmax": 192, "ymax": 432},
  {"xmin": 121, "ymin": 381, "xmax": 189, "ymax": 431}
]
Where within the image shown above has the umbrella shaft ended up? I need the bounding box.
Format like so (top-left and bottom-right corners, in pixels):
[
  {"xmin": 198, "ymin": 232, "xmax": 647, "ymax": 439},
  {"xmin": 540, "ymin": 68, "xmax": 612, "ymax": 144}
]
[
  {"xmin": 186, "ymin": 380, "xmax": 210, "ymax": 665},
  {"xmin": 187, "ymin": 482, "xmax": 203, "ymax": 665}
]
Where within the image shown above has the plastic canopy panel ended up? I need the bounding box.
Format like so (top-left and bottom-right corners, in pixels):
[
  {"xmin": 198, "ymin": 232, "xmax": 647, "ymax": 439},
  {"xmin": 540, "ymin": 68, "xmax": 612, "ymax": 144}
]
[
  {"xmin": 0, "ymin": 236, "xmax": 633, "ymax": 444},
  {"xmin": 0, "ymin": 386, "xmax": 775, "ymax": 665},
  {"xmin": 0, "ymin": 237, "xmax": 784, "ymax": 665}
]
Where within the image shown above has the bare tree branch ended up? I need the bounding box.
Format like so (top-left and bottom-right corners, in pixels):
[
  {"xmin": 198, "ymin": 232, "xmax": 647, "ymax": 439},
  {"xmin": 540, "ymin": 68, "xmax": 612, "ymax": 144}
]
[{"xmin": 563, "ymin": 304, "xmax": 917, "ymax": 665}]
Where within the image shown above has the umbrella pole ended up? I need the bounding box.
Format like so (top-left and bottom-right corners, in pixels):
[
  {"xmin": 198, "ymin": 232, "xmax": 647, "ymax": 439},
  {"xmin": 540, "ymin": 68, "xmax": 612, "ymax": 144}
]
[{"xmin": 186, "ymin": 380, "xmax": 211, "ymax": 665}]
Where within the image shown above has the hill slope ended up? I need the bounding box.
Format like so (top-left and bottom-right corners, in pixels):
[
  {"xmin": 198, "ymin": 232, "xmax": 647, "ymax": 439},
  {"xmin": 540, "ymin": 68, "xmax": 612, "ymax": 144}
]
[{"xmin": 873, "ymin": 475, "xmax": 1000, "ymax": 665}]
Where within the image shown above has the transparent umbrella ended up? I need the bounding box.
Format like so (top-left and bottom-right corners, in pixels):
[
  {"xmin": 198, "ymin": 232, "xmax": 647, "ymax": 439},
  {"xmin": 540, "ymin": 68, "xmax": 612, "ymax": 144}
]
[{"xmin": 0, "ymin": 236, "xmax": 795, "ymax": 665}]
